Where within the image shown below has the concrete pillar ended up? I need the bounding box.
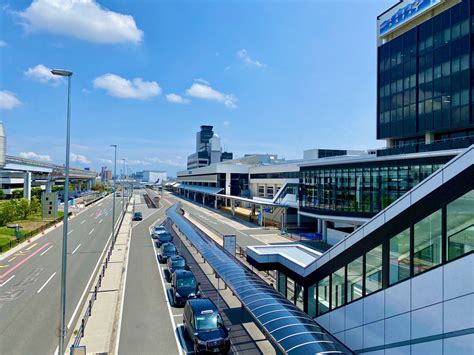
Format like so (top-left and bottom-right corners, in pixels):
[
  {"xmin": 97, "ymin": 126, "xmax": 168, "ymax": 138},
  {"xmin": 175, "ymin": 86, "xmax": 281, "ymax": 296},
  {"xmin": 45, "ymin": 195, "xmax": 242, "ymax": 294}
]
[
  {"xmin": 231, "ymin": 199, "xmax": 235, "ymax": 216},
  {"xmin": 225, "ymin": 173, "xmax": 231, "ymax": 195},
  {"xmin": 194, "ymin": 192, "xmax": 197, "ymax": 202},
  {"xmin": 322, "ymin": 220, "xmax": 328, "ymax": 243},
  {"xmin": 297, "ymin": 211, "xmax": 301, "ymax": 227},
  {"xmin": 202, "ymin": 195, "xmax": 205, "ymax": 205},
  {"xmin": 214, "ymin": 198, "xmax": 218, "ymax": 209},
  {"xmin": 46, "ymin": 179, "xmax": 53, "ymax": 193},
  {"xmin": 23, "ymin": 172, "xmax": 32, "ymax": 201},
  {"xmin": 425, "ymin": 132, "xmax": 435, "ymax": 145},
  {"xmin": 317, "ymin": 219, "xmax": 322, "ymax": 233},
  {"xmin": 87, "ymin": 180, "xmax": 93, "ymax": 190}
]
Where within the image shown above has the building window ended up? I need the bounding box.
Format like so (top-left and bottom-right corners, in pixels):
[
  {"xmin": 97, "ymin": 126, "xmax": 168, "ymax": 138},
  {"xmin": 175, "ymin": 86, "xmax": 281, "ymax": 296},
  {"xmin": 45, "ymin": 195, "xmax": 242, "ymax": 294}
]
[
  {"xmin": 287, "ymin": 276, "xmax": 295, "ymax": 304},
  {"xmin": 365, "ymin": 245, "xmax": 383, "ymax": 295},
  {"xmin": 266, "ymin": 186, "xmax": 274, "ymax": 198},
  {"xmin": 414, "ymin": 209, "xmax": 442, "ymax": 274},
  {"xmin": 389, "ymin": 228, "xmax": 411, "ymax": 285},
  {"xmin": 307, "ymin": 284, "xmax": 316, "ymax": 318},
  {"xmin": 277, "ymin": 272, "xmax": 287, "ymax": 297},
  {"xmin": 317, "ymin": 276, "xmax": 330, "ymax": 315},
  {"xmin": 295, "ymin": 282, "xmax": 304, "ymax": 310},
  {"xmin": 331, "ymin": 267, "xmax": 345, "ymax": 309},
  {"xmin": 447, "ymin": 190, "xmax": 474, "ymax": 260},
  {"xmin": 347, "ymin": 256, "xmax": 363, "ymax": 302},
  {"xmin": 257, "ymin": 185, "xmax": 265, "ymax": 197}
]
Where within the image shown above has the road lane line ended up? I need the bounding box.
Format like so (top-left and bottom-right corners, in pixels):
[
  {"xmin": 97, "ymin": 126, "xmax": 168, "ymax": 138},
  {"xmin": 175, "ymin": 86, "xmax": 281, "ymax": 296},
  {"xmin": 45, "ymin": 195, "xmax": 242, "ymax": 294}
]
[
  {"xmin": 71, "ymin": 244, "xmax": 81, "ymax": 255},
  {"xmin": 68, "ymin": 230, "xmax": 74, "ymax": 235},
  {"xmin": 36, "ymin": 272, "xmax": 56, "ymax": 294},
  {"xmin": 99, "ymin": 219, "xmax": 103, "ymax": 224},
  {"xmin": 0, "ymin": 275, "xmax": 15, "ymax": 287},
  {"xmin": 40, "ymin": 245, "xmax": 53, "ymax": 256},
  {"xmin": 26, "ymin": 242, "xmax": 38, "ymax": 251},
  {"xmin": 81, "ymin": 220, "xmax": 86, "ymax": 224},
  {"xmin": 0, "ymin": 243, "xmax": 50, "ymax": 280},
  {"xmin": 89, "ymin": 228, "xmax": 94, "ymax": 235},
  {"xmin": 8, "ymin": 256, "xmax": 17, "ymax": 262}
]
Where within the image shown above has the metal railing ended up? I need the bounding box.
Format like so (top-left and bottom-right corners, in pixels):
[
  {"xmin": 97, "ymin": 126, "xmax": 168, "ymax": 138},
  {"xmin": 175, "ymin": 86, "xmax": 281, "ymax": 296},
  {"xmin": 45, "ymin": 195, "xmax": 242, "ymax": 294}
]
[{"xmin": 71, "ymin": 198, "xmax": 130, "ymax": 347}]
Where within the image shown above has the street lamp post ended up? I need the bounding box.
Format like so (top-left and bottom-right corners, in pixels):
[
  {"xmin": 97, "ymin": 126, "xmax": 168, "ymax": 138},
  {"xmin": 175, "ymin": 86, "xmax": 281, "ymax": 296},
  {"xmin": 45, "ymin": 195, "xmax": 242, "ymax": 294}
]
[
  {"xmin": 121, "ymin": 158, "xmax": 126, "ymax": 210},
  {"xmin": 51, "ymin": 68, "xmax": 73, "ymax": 355},
  {"xmin": 111, "ymin": 145, "xmax": 117, "ymax": 245}
]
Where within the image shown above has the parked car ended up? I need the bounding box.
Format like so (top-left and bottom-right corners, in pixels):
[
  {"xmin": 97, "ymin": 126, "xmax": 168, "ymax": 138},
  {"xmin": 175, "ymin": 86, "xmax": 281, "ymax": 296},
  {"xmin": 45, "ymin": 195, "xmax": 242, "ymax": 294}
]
[
  {"xmin": 166, "ymin": 255, "xmax": 189, "ymax": 275},
  {"xmin": 152, "ymin": 225, "xmax": 168, "ymax": 238},
  {"xmin": 158, "ymin": 242, "xmax": 178, "ymax": 263},
  {"xmin": 171, "ymin": 269, "xmax": 200, "ymax": 306},
  {"xmin": 183, "ymin": 298, "xmax": 230, "ymax": 354},
  {"xmin": 132, "ymin": 212, "xmax": 143, "ymax": 221}
]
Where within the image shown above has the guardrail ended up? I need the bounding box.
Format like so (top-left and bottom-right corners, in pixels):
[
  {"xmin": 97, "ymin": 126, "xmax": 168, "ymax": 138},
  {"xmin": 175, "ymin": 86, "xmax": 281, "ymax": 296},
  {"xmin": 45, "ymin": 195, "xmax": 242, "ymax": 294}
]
[
  {"xmin": 71, "ymin": 197, "xmax": 130, "ymax": 347},
  {"xmin": 0, "ymin": 213, "xmax": 72, "ymax": 254}
]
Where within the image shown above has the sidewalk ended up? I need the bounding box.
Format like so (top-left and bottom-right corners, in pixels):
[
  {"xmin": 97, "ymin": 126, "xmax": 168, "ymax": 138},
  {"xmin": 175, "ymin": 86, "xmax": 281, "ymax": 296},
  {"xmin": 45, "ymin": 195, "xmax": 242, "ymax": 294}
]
[{"xmin": 68, "ymin": 197, "xmax": 133, "ymax": 354}]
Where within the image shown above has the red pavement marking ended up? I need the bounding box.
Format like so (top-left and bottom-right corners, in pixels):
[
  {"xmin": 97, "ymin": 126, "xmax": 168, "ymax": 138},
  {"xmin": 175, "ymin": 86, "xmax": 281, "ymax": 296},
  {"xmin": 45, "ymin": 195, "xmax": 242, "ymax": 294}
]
[{"xmin": 0, "ymin": 242, "xmax": 50, "ymax": 281}]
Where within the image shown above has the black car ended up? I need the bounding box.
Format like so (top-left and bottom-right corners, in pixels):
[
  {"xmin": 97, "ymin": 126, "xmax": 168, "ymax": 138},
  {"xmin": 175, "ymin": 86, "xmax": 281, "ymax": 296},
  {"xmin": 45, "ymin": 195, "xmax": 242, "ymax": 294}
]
[
  {"xmin": 166, "ymin": 255, "xmax": 188, "ymax": 275},
  {"xmin": 158, "ymin": 242, "xmax": 178, "ymax": 263},
  {"xmin": 171, "ymin": 270, "xmax": 200, "ymax": 306},
  {"xmin": 183, "ymin": 298, "xmax": 230, "ymax": 354},
  {"xmin": 155, "ymin": 232, "xmax": 173, "ymax": 247},
  {"xmin": 132, "ymin": 212, "xmax": 143, "ymax": 221}
]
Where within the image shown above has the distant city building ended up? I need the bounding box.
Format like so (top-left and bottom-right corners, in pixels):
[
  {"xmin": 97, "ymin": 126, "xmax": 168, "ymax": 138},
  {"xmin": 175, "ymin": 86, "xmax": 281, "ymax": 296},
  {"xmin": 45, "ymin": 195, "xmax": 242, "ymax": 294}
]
[
  {"xmin": 100, "ymin": 166, "xmax": 112, "ymax": 181},
  {"xmin": 187, "ymin": 125, "xmax": 233, "ymax": 169},
  {"xmin": 141, "ymin": 170, "xmax": 167, "ymax": 184}
]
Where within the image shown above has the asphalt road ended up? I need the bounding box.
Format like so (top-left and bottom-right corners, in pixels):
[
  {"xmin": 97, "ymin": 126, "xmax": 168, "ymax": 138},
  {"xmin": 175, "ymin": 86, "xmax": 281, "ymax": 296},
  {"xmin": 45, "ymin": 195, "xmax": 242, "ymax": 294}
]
[
  {"xmin": 118, "ymin": 192, "xmax": 181, "ymax": 355},
  {"xmin": 0, "ymin": 194, "xmax": 124, "ymax": 355}
]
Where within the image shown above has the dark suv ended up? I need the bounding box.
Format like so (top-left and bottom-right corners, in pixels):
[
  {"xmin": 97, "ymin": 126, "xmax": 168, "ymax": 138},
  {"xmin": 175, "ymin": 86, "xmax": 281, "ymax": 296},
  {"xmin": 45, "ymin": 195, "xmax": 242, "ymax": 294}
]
[
  {"xmin": 171, "ymin": 270, "xmax": 200, "ymax": 306},
  {"xmin": 183, "ymin": 298, "xmax": 230, "ymax": 354},
  {"xmin": 158, "ymin": 242, "xmax": 178, "ymax": 263},
  {"xmin": 167, "ymin": 255, "xmax": 188, "ymax": 275}
]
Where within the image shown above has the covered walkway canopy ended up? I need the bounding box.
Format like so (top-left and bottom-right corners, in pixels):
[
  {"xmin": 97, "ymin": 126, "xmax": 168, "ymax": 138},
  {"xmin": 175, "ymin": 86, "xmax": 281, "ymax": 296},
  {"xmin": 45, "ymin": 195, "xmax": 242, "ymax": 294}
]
[
  {"xmin": 174, "ymin": 183, "xmax": 223, "ymax": 195},
  {"xmin": 166, "ymin": 203, "xmax": 351, "ymax": 354}
]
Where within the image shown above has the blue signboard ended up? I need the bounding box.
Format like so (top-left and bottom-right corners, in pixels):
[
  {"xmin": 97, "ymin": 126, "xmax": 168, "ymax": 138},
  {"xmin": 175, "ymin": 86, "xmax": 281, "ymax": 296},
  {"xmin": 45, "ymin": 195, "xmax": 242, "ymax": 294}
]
[{"xmin": 379, "ymin": 0, "xmax": 442, "ymax": 36}]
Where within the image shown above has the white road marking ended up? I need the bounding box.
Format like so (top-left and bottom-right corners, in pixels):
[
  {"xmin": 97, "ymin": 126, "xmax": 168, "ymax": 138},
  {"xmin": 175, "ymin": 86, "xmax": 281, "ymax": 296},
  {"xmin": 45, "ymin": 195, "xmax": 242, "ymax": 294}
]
[
  {"xmin": 89, "ymin": 228, "xmax": 95, "ymax": 235},
  {"xmin": 0, "ymin": 275, "xmax": 15, "ymax": 287},
  {"xmin": 40, "ymin": 245, "xmax": 53, "ymax": 256},
  {"xmin": 68, "ymin": 230, "xmax": 74, "ymax": 235},
  {"xmin": 37, "ymin": 272, "xmax": 56, "ymax": 294},
  {"xmin": 151, "ymin": 226, "xmax": 190, "ymax": 355},
  {"xmin": 99, "ymin": 219, "xmax": 103, "ymax": 224},
  {"xmin": 71, "ymin": 244, "xmax": 81, "ymax": 254},
  {"xmin": 81, "ymin": 220, "xmax": 86, "ymax": 224}
]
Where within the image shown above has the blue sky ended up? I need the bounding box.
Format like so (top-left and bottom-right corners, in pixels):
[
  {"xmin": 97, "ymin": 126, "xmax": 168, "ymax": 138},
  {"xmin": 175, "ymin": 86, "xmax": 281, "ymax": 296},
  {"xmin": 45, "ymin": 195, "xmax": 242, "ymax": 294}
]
[{"xmin": 0, "ymin": 0, "xmax": 394, "ymax": 176}]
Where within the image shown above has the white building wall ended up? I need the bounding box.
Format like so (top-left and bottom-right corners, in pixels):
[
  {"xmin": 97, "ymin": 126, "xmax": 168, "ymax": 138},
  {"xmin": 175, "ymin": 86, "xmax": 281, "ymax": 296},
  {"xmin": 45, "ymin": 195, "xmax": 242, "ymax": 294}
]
[
  {"xmin": 143, "ymin": 171, "xmax": 167, "ymax": 183},
  {"xmin": 316, "ymin": 253, "xmax": 474, "ymax": 354}
]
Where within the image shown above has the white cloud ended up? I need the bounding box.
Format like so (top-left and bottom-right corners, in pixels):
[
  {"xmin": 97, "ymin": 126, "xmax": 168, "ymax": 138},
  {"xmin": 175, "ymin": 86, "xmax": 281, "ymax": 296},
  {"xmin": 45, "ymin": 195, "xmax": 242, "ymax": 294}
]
[
  {"xmin": 97, "ymin": 158, "xmax": 112, "ymax": 164},
  {"xmin": 223, "ymin": 120, "xmax": 230, "ymax": 126},
  {"xmin": 0, "ymin": 90, "xmax": 22, "ymax": 109},
  {"xmin": 93, "ymin": 74, "xmax": 161, "ymax": 100},
  {"xmin": 147, "ymin": 157, "xmax": 185, "ymax": 167},
  {"xmin": 127, "ymin": 159, "xmax": 151, "ymax": 166},
  {"xmin": 24, "ymin": 64, "xmax": 63, "ymax": 84},
  {"xmin": 237, "ymin": 49, "xmax": 266, "ymax": 68},
  {"xmin": 194, "ymin": 78, "xmax": 210, "ymax": 85},
  {"xmin": 186, "ymin": 83, "xmax": 237, "ymax": 108},
  {"xmin": 19, "ymin": 0, "xmax": 143, "ymax": 44},
  {"xmin": 166, "ymin": 93, "xmax": 190, "ymax": 104},
  {"xmin": 20, "ymin": 151, "xmax": 52, "ymax": 162},
  {"xmin": 70, "ymin": 153, "xmax": 90, "ymax": 164},
  {"xmin": 0, "ymin": 40, "xmax": 7, "ymax": 47}
]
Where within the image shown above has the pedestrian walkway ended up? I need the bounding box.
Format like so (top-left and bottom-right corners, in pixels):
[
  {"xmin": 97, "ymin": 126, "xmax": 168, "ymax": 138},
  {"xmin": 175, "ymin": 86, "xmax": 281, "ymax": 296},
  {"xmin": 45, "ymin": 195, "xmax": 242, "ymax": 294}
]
[{"xmin": 68, "ymin": 198, "xmax": 133, "ymax": 354}]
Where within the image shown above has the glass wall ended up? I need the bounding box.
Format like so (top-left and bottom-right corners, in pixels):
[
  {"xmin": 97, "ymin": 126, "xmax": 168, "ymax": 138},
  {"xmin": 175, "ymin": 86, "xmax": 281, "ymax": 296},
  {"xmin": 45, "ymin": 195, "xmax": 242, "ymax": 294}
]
[
  {"xmin": 287, "ymin": 276, "xmax": 295, "ymax": 304},
  {"xmin": 331, "ymin": 267, "xmax": 345, "ymax": 309},
  {"xmin": 300, "ymin": 160, "xmax": 447, "ymax": 215},
  {"xmin": 310, "ymin": 189, "xmax": 473, "ymax": 317},
  {"xmin": 307, "ymin": 285, "xmax": 316, "ymax": 318},
  {"xmin": 414, "ymin": 209, "xmax": 442, "ymax": 274},
  {"xmin": 377, "ymin": 0, "xmax": 472, "ymax": 140},
  {"xmin": 347, "ymin": 256, "xmax": 363, "ymax": 302},
  {"xmin": 317, "ymin": 276, "xmax": 330, "ymax": 316},
  {"xmin": 277, "ymin": 272, "xmax": 287, "ymax": 297},
  {"xmin": 447, "ymin": 190, "xmax": 474, "ymax": 260},
  {"xmin": 389, "ymin": 228, "xmax": 411, "ymax": 284},
  {"xmin": 365, "ymin": 245, "xmax": 383, "ymax": 295}
]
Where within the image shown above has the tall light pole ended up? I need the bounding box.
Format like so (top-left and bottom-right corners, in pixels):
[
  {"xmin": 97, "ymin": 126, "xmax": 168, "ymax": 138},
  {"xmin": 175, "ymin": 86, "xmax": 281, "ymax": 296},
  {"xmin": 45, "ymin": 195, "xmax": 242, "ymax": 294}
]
[
  {"xmin": 51, "ymin": 68, "xmax": 73, "ymax": 355},
  {"xmin": 111, "ymin": 145, "xmax": 117, "ymax": 244}
]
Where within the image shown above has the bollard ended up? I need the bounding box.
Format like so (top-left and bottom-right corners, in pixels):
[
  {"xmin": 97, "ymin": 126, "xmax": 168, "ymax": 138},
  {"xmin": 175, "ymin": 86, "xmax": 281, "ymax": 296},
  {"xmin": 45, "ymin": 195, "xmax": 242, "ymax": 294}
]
[
  {"xmin": 81, "ymin": 319, "xmax": 85, "ymax": 337},
  {"xmin": 94, "ymin": 286, "xmax": 98, "ymax": 300},
  {"xmin": 88, "ymin": 301, "xmax": 92, "ymax": 316}
]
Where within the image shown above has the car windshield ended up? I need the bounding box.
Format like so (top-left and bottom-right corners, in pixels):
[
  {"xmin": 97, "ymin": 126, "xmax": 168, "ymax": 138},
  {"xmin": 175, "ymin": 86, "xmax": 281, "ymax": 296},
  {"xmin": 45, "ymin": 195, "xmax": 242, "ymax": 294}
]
[
  {"xmin": 195, "ymin": 313, "xmax": 221, "ymax": 331},
  {"xmin": 176, "ymin": 276, "xmax": 196, "ymax": 287},
  {"xmin": 172, "ymin": 259, "xmax": 185, "ymax": 268},
  {"xmin": 163, "ymin": 244, "xmax": 176, "ymax": 252},
  {"xmin": 154, "ymin": 227, "xmax": 165, "ymax": 232}
]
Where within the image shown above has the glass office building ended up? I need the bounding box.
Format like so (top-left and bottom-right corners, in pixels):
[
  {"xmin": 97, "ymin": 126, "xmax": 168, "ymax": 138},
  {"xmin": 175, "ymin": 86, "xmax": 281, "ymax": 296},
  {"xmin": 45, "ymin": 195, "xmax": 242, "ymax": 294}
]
[
  {"xmin": 299, "ymin": 153, "xmax": 454, "ymax": 218},
  {"xmin": 377, "ymin": 0, "xmax": 474, "ymax": 154}
]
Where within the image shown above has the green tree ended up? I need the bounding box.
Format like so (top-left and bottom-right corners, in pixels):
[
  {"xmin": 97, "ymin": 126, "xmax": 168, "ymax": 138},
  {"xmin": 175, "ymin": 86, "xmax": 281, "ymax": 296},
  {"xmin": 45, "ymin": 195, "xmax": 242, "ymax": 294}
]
[
  {"xmin": 31, "ymin": 187, "xmax": 43, "ymax": 199},
  {"xmin": 0, "ymin": 190, "xmax": 6, "ymax": 200},
  {"xmin": 0, "ymin": 203, "xmax": 15, "ymax": 226},
  {"xmin": 29, "ymin": 196, "xmax": 41, "ymax": 215},
  {"xmin": 18, "ymin": 199, "xmax": 30, "ymax": 220},
  {"xmin": 12, "ymin": 189, "xmax": 23, "ymax": 199}
]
